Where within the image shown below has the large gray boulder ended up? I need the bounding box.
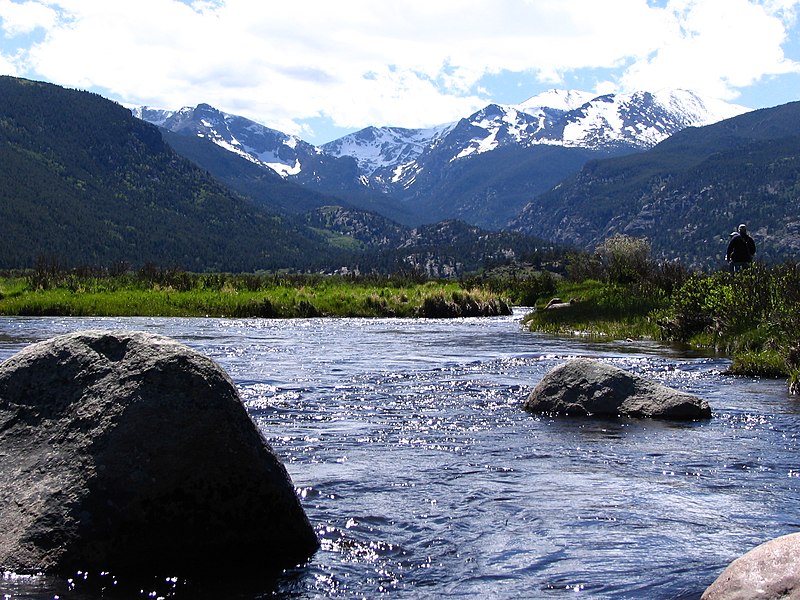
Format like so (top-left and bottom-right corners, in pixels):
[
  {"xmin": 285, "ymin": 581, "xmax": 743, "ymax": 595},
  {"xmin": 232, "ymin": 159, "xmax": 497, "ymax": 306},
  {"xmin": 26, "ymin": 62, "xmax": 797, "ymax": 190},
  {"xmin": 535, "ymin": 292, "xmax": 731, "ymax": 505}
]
[
  {"xmin": 0, "ymin": 330, "xmax": 318, "ymax": 575},
  {"xmin": 523, "ymin": 358, "xmax": 711, "ymax": 419},
  {"xmin": 702, "ymin": 533, "xmax": 800, "ymax": 599}
]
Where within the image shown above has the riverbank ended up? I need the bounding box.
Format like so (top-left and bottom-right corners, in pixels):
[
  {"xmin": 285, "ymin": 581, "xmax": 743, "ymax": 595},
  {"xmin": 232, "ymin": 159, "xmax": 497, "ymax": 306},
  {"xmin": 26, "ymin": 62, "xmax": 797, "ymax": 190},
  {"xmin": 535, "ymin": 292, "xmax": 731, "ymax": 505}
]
[
  {"xmin": 0, "ymin": 271, "xmax": 511, "ymax": 319},
  {"xmin": 521, "ymin": 268, "xmax": 799, "ymax": 392}
]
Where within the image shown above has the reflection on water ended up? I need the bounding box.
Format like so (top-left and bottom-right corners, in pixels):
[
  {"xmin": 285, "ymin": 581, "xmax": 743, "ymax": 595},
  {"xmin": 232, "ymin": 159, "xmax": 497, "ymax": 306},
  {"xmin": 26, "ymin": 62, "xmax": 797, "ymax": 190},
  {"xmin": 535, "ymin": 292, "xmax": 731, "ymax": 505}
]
[{"xmin": 0, "ymin": 311, "xmax": 798, "ymax": 599}]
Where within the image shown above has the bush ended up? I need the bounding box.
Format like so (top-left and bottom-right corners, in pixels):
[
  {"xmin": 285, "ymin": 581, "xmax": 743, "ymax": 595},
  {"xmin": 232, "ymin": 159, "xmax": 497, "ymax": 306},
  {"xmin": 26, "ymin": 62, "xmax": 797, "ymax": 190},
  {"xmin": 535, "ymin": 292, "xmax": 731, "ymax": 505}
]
[
  {"xmin": 567, "ymin": 235, "xmax": 686, "ymax": 297},
  {"xmin": 503, "ymin": 271, "xmax": 558, "ymax": 306},
  {"xmin": 660, "ymin": 262, "xmax": 800, "ymax": 383},
  {"xmin": 595, "ymin": 234, "xmax": 652, "ymax": 284},
  {"xmin": 565, "ymin": 250, "xmax": 604, "ymax": 282}
]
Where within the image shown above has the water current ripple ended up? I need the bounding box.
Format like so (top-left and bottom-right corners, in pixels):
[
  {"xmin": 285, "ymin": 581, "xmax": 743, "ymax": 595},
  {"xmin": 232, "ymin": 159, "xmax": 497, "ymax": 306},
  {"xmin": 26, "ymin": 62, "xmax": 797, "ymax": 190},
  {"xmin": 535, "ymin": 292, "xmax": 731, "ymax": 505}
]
[{"xmin": 1, "ymin": 310, "xmax": 798, "ymax": 599}]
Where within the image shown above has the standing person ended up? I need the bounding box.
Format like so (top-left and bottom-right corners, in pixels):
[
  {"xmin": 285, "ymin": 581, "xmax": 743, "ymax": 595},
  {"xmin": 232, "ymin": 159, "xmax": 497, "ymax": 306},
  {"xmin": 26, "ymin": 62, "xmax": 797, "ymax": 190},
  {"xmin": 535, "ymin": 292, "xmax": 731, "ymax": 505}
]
[{"xmin": 726, "ymin": 223, "xmax": 756, "ymax": 272}]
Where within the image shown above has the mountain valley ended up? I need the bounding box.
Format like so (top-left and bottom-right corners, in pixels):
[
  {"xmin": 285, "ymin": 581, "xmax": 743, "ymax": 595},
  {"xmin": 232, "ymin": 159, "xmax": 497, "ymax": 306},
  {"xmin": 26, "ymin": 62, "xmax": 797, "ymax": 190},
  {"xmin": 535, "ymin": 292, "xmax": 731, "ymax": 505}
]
[{"xmin": 2, "ymin": 75, "xmax": 799, "ymax": 274}]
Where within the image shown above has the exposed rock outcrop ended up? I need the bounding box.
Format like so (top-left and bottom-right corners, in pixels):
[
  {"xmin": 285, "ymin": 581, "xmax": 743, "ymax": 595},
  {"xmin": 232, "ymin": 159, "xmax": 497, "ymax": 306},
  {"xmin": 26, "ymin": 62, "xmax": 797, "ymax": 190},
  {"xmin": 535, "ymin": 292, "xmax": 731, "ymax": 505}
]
[
  {"xmin": 0, "ymin": 330, "xmax": 318, "ymax": 575},
  {"xmin": 702, "ymin": 533, "xmax": 800, "ymax": 599},
  {"xmin": 523, "ymin": 358, "xmax": 711, "ymax": 420}
]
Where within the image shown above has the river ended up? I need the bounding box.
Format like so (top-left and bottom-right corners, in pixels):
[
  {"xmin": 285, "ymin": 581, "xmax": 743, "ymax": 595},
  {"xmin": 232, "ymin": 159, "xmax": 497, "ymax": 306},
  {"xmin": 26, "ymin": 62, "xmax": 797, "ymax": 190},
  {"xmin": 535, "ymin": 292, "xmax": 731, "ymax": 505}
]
[{"xmin": 1, "ymin": 310, "xmax": 798, "ymax": 599}]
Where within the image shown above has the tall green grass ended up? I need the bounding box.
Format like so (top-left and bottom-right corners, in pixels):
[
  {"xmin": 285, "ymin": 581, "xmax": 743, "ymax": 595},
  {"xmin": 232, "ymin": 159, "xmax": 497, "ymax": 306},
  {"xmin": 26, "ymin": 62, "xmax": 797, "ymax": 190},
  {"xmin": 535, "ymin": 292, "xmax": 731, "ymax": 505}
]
[
  {"xmin": 658, "ymin": 262, "xmax": 800, "ymax": 379},
  {"xmin": 0, "ymin": 270, "xmax": 511, "ymax": 318}
]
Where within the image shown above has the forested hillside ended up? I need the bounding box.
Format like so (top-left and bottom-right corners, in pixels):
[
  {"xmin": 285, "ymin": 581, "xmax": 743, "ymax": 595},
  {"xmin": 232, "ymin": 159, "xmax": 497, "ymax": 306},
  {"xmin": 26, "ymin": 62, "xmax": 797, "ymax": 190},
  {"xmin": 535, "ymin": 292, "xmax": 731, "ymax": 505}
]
[
  {"xmin": 0, "ymin": 77, "xmax": 558, "ymax": 275},
  {"xmin": 511, "ymin": 102, "xmax": 800, "ymax": 268},
  {"xmin": 302, "ymin": 207, "xmax": 559, "ymax": 276},
  {"xmin": 0, "ymin": 76, "xmax": 334, "ymax": 271}
]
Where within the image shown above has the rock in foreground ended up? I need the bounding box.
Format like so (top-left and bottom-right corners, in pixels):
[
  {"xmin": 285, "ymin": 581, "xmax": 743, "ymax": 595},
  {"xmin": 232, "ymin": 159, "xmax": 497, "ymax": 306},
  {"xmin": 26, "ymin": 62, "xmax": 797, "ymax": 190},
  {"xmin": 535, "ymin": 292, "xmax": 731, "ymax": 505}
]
[
  {"xmin": 523, "ymin": 358, "xmax": 711, "ymax": 420},
  {"xmin": 702, "ymin": 533, "xmax": 800, "ymax": 599},
  {"xmin": 0, "ymin": 330, "xmax": 318, "ymax": 575}
]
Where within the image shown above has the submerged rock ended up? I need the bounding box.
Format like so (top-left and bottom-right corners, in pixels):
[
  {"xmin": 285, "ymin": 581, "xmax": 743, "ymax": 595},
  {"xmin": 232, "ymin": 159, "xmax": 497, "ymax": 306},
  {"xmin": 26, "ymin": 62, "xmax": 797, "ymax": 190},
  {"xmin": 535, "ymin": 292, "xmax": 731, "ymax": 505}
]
[
  {"xmin": 0, "ymin": 330, "xmax": 318, "ymax": 575},
  {"xmin": 702, "ymin": 533, "xmax": 800, "ymax": 599},
  {"xmin": 523, "ymin": 358, "xmax": 711, "ymax": 420}
]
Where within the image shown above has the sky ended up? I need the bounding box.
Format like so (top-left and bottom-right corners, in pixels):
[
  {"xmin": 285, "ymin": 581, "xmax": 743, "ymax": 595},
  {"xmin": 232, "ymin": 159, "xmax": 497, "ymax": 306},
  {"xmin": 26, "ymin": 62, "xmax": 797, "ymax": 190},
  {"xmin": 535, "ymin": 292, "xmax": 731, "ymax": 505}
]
[{"xmin": 1, "ymin": 0, "xmax": 799, "ymax": 145}]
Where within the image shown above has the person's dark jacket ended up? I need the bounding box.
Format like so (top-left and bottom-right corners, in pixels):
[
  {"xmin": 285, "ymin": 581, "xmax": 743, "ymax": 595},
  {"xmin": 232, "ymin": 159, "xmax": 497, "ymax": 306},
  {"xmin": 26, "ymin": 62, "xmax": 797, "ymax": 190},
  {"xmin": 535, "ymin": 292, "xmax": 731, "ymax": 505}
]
[{"xmin": 727, "ymin": 233, "xmax": 756, "ymax": 262}]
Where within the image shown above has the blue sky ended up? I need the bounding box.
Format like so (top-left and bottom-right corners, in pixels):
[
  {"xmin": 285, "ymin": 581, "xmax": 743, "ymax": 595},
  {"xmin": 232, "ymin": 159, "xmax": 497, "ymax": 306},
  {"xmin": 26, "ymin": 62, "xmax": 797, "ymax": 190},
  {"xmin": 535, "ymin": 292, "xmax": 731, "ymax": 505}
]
[{"xmin": 1, "ymin": 0, "xmax": 799, "ymax": 144}]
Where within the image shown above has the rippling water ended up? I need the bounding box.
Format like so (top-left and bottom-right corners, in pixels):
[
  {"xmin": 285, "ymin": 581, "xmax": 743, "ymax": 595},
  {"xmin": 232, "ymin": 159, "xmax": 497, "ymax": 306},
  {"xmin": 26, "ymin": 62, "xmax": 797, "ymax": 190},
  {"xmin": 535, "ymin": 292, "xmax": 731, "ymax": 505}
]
[{"xmin": 1, "ymin": 311, "xmax": 798, "ymax": 599}]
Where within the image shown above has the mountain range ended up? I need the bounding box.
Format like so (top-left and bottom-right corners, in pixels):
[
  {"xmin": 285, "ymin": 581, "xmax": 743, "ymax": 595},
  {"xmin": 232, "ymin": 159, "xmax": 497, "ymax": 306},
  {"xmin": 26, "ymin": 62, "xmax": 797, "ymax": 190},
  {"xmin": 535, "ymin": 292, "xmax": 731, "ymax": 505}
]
[
  {"xmin": 134, "ymin": 89, "xmax": 747, "ymax": 229},
  {"xmin": 3, "ymin": 75, "xmax": 798, "ymax": 274}
]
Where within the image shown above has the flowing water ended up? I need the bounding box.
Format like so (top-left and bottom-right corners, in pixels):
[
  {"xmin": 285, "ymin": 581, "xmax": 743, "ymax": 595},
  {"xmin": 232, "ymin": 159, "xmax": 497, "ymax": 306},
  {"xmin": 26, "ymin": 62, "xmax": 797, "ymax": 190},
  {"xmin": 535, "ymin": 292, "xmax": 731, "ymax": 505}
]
[{"xmin": 1, "ymin": 310, "xmax": 798, "ymax": 599}]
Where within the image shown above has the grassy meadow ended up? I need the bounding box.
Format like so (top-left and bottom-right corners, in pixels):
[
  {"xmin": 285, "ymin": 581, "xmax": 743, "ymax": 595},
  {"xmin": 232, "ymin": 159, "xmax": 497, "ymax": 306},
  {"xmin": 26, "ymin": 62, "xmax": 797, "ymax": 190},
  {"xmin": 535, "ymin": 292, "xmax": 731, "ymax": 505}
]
[{"xmin": 0, "ymin": 267, "xmax": 511, "ymax": 319}]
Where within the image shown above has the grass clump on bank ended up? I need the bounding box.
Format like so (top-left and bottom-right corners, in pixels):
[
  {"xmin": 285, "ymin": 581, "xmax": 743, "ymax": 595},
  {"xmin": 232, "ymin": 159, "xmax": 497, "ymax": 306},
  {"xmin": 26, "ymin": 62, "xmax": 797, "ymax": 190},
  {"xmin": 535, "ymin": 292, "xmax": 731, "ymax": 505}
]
[
  {"xmin": 522, "ymin": 235, "xmax": 685, "ymax": 340},
  {"xmin": 0, "ymin": 265, "xmax": 511, "ymax": 319},
  {"xmin": 520, "ymin": 279, "xmax": 668, "ymax": 339}
]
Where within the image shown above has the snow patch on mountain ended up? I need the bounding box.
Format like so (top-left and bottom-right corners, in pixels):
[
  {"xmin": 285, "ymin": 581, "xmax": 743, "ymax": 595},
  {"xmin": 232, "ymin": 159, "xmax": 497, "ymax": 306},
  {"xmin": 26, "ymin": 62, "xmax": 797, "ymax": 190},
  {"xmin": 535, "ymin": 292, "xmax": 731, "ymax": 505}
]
[
  {"xmin": 553, "ymin": 89, "xmax": 748, "ymax": 149},
  {"xmin": 129, "ymin": 106, "xmax": 173, "ymax": 127},
  {"xmin": 321, "ymin": 124, "xmax": 454, "ymax": 176},
  {"xmin": 460, "ymin": 88, "xmax": 748, "ymax": 155},
  {"xmin": 133, "ymin": 103, "xmax": 313, "ymax": 176}
]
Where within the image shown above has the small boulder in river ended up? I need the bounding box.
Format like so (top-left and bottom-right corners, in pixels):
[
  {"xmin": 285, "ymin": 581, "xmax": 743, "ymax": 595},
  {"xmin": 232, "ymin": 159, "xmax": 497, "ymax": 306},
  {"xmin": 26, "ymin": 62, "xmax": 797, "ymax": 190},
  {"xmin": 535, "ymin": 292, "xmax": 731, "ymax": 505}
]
[
  {"xmin": 0, "ymin": 330, "xmax": 318, "ymax": 575},
  {"xmin": 702, "ymin": 532, "xmax": 800, "ymax": 599},
  {"xmin": 523, "ymin": 358, "xmax": 711, "ymax": 420}
]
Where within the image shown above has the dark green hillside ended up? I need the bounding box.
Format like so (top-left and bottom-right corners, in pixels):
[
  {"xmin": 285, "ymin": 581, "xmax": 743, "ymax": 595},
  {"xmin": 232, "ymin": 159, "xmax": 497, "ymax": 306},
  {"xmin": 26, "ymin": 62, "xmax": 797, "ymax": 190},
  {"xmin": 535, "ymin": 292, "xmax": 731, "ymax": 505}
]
[
  {"xmin": 302, "ymin": 206, "xmax": 562, "ymax": 276},
  {"xmin": 0, "ymin": 76, "xmax": 567, "ymax": 276},
  {"xmin": 656, "ymin": 100, "xmax": 800, "ymax": 151},
  {"xmin": 0, "ymin": 76, "xmax": 330, "ymax": 271},
  {"xmin": 511, "ymin": 101, "xmax": 800, "ymax": 268},
  {"xmin": 303, "ymin": 205, "xmax": 407, "ymax": 249}
]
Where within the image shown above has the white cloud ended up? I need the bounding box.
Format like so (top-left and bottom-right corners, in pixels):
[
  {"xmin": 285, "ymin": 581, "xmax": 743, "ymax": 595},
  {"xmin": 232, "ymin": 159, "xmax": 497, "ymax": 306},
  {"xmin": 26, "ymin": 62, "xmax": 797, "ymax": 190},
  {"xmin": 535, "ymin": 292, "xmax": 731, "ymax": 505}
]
[
  {"xmin": 620, "ymin": 0, "xmax": 800, "ymax": 99},
  {"xmin": 0, "ymin": 50, "xmax": 18, "ymax": 74},
  {"xmin": 3, "ymin": 0, "xmax": 799, "ymax": 138},
  {"xmin": 0, "ymin": 0, "xmax": 56, "ymax": 35}
]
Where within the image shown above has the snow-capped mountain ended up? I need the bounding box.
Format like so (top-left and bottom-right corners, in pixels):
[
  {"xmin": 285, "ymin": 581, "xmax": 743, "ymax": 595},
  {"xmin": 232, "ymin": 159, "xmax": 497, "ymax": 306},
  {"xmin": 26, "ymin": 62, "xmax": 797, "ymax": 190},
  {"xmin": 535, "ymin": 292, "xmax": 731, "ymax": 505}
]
[
  {"xmin": 310, "ymin": 89, "xmax": 747, "ymax": 192},
  {"xmin": 343, "ymin": 89, "xmax": 749, "ymax": 212},
  {"xmin": 427, "ymin": 88, "xmax": 746, "ymax": 160},
  {"xmin": 321, "ymin": 124, "xmax": 454, "ymax": 180},
  {"xmin": 132, "ymin": 103, "xmax": 320, "ymax": 177},
  {"xmin": 135, "ymin": 89, "xmax": 745, "ymax": 184},
  {"xmin": 132, "ymin": 89, "xmax": 750, "ymax": 229},
  {"xmin": 535, "ymin": 89, "xmax": 747, "ymax": 149}
]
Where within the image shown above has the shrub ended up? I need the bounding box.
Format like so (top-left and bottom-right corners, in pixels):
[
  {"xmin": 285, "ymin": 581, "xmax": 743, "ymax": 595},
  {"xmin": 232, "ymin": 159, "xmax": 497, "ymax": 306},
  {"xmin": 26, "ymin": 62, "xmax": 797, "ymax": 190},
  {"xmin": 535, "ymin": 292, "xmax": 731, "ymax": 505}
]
[
  {"xmin": 595, "ymin": 234, "xmax": 652, "ymax": 285},
  {"xmin": 565, "ymin": 251, "xmax": 603, "ymax": 282}
]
